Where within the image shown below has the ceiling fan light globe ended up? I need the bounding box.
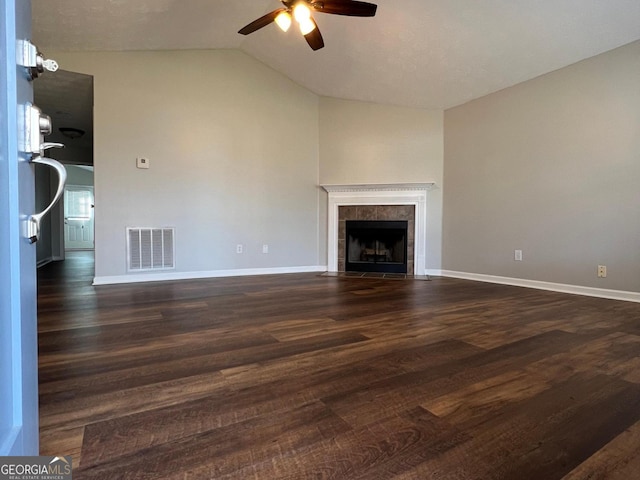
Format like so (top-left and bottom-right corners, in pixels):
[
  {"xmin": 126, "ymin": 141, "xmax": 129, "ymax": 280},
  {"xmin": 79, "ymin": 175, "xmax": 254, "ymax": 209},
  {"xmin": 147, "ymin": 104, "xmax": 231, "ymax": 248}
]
[
  {"xmin": 275, "ymin": 11, "xmax": 292, "ymax": 32},
  {"xmin": 293, "ymin": 2, "xmax": 312, "ymax": 22},
  {"xmin": 299, "ymin": 17, "xmax": 316, "ymax": 35}
]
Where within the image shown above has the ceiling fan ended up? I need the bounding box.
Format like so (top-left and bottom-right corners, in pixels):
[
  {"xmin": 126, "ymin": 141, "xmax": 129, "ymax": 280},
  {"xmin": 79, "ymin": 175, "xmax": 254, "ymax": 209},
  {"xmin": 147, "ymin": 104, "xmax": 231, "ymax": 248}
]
[{"xmin": 238, "ymin": 0, "xmax": 378, "ymax": 51}]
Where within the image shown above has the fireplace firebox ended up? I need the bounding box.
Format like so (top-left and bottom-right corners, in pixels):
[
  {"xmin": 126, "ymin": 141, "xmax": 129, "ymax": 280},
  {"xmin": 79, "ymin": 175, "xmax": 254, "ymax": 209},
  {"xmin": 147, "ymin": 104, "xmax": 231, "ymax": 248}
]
[{"xmin": 345, "ymin": 220, "xmax": 408, "ymax": 274}]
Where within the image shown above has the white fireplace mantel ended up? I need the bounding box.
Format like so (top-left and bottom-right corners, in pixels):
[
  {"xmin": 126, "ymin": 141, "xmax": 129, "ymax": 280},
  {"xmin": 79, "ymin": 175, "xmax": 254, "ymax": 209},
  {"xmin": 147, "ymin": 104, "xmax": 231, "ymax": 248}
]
[
  {"xmin": 321, "ymin": 183, "xmax": 435, "ymax": 276},
  {"xmin": 321, "ymin": 183, "xmax": 435, "ymax": 193}
]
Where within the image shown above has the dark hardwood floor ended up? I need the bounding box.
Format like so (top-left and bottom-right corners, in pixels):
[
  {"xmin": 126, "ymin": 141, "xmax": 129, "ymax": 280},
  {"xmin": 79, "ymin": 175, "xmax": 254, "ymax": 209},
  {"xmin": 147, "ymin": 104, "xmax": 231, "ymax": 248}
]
[{"xmin": 37, "ymin": 251, "xmax": 640, "ymax": 479}]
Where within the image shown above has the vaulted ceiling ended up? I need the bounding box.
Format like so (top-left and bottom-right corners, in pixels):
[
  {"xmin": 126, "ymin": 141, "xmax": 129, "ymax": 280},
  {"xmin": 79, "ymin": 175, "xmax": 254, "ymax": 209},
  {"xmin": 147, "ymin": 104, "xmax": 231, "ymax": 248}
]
[{"xmin": 32, "ymin": 0, "xmax": 640, "ymax": 109}]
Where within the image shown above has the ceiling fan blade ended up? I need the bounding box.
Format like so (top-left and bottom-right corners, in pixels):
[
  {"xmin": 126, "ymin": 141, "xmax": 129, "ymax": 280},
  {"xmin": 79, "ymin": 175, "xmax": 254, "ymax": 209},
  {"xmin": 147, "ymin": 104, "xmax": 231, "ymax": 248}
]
[
  {"xmin": 304, "ymin": 19, "xmax": 324, "ymax": 50},
  {"xmin": 238, "ymin": 8, "xmax": 286, "ymax": 35},
  {"xmin": 313, "ymin": 0, "xmax": 377, "ymax": 17}
]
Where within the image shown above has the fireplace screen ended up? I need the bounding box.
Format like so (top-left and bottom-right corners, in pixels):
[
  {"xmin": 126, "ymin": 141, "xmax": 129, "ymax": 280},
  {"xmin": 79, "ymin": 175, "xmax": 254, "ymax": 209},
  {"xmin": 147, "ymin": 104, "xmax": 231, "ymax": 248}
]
[{"xmin": 345, "ymin": 220, "xmax": 408, "ymax": 273}]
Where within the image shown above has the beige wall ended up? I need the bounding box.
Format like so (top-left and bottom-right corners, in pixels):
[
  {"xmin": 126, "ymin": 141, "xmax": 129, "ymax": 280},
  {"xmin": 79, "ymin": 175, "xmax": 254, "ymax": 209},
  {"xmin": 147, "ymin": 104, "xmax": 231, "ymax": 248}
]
[
  {"xmin": 319, "ymin": 97, "xmax": 443, "ymax": 184},
  {"xmin": 51, "ymin": 50, "xmax": 321, "ymax": 279},
  {"xmin": 443, "ymin": 41, "xmax": 640, "ymax": 291},
  {"xmin": 319, "ymin": 97, "xmax": 444, "ymax": 270}
]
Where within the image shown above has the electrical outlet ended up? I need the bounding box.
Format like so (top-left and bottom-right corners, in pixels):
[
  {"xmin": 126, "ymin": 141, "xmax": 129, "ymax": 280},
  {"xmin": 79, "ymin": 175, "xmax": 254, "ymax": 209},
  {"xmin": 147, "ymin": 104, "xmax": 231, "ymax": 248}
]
[
  {"xmin": 514, "ymin": 250, "xmax": 523, "ymax": 261},
  {"xmin": 262, "ymin": 244, "xmax": 269, "ymax": 254},
  {"xmin": 597, "ymin": 265, "xmax": 607, "ymax": 278},
  {"xmin": 236, "ymin": 244, "xmax": 243, "ymax": 254}
]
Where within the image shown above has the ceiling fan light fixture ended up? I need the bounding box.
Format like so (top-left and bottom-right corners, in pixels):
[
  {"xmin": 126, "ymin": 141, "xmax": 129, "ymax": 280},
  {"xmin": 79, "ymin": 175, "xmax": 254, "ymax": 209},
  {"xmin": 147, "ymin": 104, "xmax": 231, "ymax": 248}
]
[
  {"xmin": 237, "ymin": 0, "xmax": 377, "ymax": 51},
  {"xmin": 275, "ymin": 11, "xmax": 292, "ymax": 32},
  {"xmin": 293, "ymin": 2, "xmax": 312, "ymax": 23},
  {"xmin": 298, "ymin": 17, "xmax": 316, "ymax": 35}
]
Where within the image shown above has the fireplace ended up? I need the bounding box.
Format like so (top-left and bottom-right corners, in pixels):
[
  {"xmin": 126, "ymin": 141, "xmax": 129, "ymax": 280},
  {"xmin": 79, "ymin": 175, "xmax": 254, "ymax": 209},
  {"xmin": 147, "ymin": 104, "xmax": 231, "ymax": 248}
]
[
  {"xmin": 346, "ymin": 220, "xmax": 408, "ymax": 273},
  {"xmin": 322, "ymin": 183, "xmax": 434, "ymax": 276},
  {"xmin": 337, "ymin": 205, "xmax": 415, "ymax": 275}
]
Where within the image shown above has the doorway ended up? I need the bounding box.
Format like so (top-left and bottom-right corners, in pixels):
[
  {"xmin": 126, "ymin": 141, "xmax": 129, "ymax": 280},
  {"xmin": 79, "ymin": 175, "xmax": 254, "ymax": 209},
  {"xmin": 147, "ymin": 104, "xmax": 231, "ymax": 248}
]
[
  {"xmin": 64, "ymin": 168, "xmax": 95, "ymax": 250},
  {"xmin": 33, "ymin": 69, "xmax": 94, "ymax": 259}
]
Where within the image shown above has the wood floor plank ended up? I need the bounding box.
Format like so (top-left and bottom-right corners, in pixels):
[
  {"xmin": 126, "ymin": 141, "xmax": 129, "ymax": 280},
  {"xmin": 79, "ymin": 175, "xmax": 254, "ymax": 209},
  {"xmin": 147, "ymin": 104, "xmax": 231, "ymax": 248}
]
[
  {"xmin": 39, "ymin": 330, "xmax": 366, "ymax": 400},
  {"xmin": 422, "ymin": 369, "xmax": 553, "ymax": 424},
  {"xmin": 38, "ymin": 328, "xmax": 279, "ymax": 392},
  {"xmin": 562, "ymin": 419, "xmax": 640, "ymax": 480},
  {"xmin": 322, "ymin": 330, "xmax": 591, "ymax": 428},
  {"xmin": 39, "ymin": 370, "xmax": 228, "ymax": 430},
  {"xmin": 78, "ymin": 401, "xmax": 351, "ymax": 478},
  {"xmin": 39, "ymin": 426, "xmax": 85, "ymax": 468},
  {"xmin": 394, "ymin": 373, "xmax": 640, "ymax": 480},
  {"xmin": 211, "ymin": 408, "xmax": 470, "ymax": 480},
  {"xmin": 524, "ymin": 331, "xmax": 640, "ymax": 383}
]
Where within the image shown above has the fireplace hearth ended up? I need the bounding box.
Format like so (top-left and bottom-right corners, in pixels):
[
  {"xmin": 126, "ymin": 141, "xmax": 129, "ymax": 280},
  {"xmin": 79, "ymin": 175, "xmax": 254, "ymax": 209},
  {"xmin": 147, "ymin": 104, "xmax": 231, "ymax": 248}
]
[{"xmin": 346, "ymin": 220, "xmax": 408, "ymax": 273}]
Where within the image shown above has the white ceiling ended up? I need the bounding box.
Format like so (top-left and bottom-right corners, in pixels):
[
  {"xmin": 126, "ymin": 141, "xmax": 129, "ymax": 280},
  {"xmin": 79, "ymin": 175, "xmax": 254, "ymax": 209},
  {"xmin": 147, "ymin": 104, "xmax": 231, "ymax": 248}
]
[{"xmin": 32, "ymin": 0, "xmax": 640, "ymax": 109}]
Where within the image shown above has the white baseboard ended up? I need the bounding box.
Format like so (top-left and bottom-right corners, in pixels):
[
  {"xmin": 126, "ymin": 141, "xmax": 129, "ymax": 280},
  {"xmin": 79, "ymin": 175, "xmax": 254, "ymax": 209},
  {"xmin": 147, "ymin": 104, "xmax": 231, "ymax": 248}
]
[
  {"xmin": 36, "ymin": 257, "xmax": 53, "ymax": 268},
  {"xmin": 439, "ymin": 270, "xmax": 640, "ymax": 303},
  {"xmin": 37, "ymin": 256, "xmax": 65, "ymax": 268},
  {"xmin": 93, "ymin": 265, "xmax": 328, "ymax": 286},
  {"xmin": 425, "ymin": 269, "xmax": 443, "ymax": 276},
  {"xmin": 92, "ymin": 266, "xmax": 640, "ymax": 303}
]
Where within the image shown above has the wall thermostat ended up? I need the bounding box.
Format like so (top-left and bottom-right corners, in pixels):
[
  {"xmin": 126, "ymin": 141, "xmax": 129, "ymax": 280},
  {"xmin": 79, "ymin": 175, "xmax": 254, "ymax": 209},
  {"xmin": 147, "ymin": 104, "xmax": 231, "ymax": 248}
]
[{"xmin": 136, "ymin": 157, "xmax": 150, "ymax": 169}]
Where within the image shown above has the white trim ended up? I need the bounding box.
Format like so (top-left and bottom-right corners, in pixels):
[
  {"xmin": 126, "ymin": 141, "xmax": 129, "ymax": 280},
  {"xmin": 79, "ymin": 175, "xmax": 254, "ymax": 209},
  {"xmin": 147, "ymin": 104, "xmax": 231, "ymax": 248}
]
[
  {"xmin": 36, "ymin": 257, "xmax": 53, "ymax": 268},
  {"xmin": 322, "ymin": 184, "xmax": 433, "ymax": 276},
  {"xmin": 440, "ymin": 270, "xmax": 640, "ymax": 303},
  {"xmin": 93, "ymin": 265, "xmax": 328, "ymax": 286},
  {"xmin": 321, "ymin": 183, "xmax": 435, "ymax": 193},
  {"xmin": 37, "ymin": 253, "xmax": 67, "ymax": 268}
]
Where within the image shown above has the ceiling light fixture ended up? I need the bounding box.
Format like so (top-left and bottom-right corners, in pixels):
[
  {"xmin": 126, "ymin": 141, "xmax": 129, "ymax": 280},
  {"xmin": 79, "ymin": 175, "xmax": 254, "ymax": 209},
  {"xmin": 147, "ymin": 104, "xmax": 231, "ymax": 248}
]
[
  {"xmin": 275, "ymin": 11, "xmax": 292, "ymax": 32},
  {"xmin": 298, "ymin": 17, "xmax": 316, "ymax": 35},
  {"xmin": 292, "ymin": 2, "xmax": 311, "ymax": 23},
  {"xmin": 238, "ymin": 0, "xmax": 377, "ymax": 51},
  {"xmin": 293, "ymin": 2, "xmax": 315, "ymax": 35},
  {"xmin": 59, "ymin": 127, "xmax": 85, "ymax": 139}
]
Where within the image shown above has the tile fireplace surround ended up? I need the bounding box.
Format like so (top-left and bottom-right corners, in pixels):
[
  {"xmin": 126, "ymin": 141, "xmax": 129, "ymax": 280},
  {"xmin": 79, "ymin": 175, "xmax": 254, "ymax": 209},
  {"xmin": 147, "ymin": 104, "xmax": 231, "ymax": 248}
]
[
  {"xmin": 339, "ymin": 205, "xmax": 415, "ymax": 274},
  {"xmin": 321, "ymin": 183, "xmax": 434, "ymax": 276}
]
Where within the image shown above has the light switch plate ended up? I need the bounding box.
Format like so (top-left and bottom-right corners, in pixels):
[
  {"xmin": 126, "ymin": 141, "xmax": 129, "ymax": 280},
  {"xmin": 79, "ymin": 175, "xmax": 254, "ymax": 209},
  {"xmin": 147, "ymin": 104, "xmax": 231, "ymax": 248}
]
[{"xmin": 136, "ymin": 157, "xmax": 150, "ymax": 169}]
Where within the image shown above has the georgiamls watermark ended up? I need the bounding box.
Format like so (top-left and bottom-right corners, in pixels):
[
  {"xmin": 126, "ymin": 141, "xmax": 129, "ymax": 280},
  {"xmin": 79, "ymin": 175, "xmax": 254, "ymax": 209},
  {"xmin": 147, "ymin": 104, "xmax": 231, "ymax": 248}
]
[{"xmin": 1, "ymin": 456, "xmax": 72, "ymax": 480}]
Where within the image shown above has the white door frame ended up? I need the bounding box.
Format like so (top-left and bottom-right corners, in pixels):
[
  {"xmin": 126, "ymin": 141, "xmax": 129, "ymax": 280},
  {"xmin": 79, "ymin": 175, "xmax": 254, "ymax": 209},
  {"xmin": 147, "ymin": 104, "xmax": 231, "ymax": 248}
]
[{"xmin": 0, "ymin": 0, "xmax": 40, "ymax": 455}]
